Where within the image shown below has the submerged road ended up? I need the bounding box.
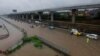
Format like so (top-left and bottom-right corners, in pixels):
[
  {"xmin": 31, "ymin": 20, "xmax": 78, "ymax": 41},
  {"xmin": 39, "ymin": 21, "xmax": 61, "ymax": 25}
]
[
  {"xmin": 0, "ymin": 18, "xmax": 23, "ymax": 51},
  {"xmin": 2, "ymin": 17, "xmax": 100, "ymax": 56}
]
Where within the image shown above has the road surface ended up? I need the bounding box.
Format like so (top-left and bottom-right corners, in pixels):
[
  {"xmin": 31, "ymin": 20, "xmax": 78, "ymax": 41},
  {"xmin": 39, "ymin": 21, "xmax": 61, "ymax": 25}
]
[
  {"xmin": 3, "ymin": 17, "xmax": 100, "ymax": 56},
  {"xmin": 0, "ymin": 18, "xmax": 23, "ymax": 51},
  {"xmin": 0, "ymin": 17, "xmax": 64, "ymax": 56}
]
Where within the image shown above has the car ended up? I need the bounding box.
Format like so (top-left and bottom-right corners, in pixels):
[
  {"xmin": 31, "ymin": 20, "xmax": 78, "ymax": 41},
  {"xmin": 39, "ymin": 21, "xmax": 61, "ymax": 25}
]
[{"xmin": 86, "ymin": 34, "xmax": 98, "ymax": 39}]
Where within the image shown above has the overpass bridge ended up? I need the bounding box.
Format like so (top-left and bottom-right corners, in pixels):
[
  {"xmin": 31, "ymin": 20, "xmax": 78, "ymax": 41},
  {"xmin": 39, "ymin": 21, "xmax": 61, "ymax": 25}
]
[
  {"xmin": 1, "ymin": 3, "xmax": 100, "ymax": 56},
  {"xmin": 4, "ymin": 4, "xmax": 100, "ymax": 35}
]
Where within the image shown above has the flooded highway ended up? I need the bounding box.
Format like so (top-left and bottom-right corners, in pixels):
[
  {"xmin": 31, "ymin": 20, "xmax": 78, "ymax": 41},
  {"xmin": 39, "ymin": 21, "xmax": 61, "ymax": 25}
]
[
  {"xmin": 0, "ymin": 18, "xmax": 23, "ymax": 51},
  {"xmin": 0, "ymin": 17, "xmax": 65, "ymax": 56},
  {"xmin": 3, "ymin": 17, "xmax": 100, "ymax": 56},
  {"xmin": 0, "ymin": 0, "xmax": 100, "ymax": 56}
]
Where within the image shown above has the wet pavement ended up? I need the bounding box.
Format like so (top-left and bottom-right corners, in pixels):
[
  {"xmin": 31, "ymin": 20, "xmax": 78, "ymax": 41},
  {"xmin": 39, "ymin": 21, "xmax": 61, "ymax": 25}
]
[
  {"xmin": 0, "ymin": 17, "xmax": 64, "ymax": 56},
  {"xmin": 9, "ymin": 43, "xmax": 64, "ymax": 56},
  {"xmin": 0, "ymin": 18, "xmax": 23, "ymax": 51},
  {"xmin": 2, "ymin": 17, "xmax": 100, "ymax": 56},
  {"xmin": 0, "ymin": 22, "xmax": 8, "ymax": 36}
]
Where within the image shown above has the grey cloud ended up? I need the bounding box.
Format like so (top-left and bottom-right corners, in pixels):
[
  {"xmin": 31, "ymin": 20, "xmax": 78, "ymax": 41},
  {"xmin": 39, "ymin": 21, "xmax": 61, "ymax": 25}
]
[{"xmin": 0, "ymin": 0, "xmax": 100, "ymax": 15}]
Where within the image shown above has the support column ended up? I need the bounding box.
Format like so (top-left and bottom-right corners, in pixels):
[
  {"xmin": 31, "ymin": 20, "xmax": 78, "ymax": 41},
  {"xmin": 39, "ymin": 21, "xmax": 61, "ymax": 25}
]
[
  {"xmin": 30, "ymin": 14, "xmax": 34, "ymax": 27},
  {"xmin": 49, "ymin": 11, "xmax": 55, "ymax": 29},
  {"xmin": 50, "ymin": 12, "xmax": 54, "ymax": 22},
  {"xmin": 21, "ymin": 14, "xmax": 24, "ymax": 21},
  {"xmin": 25, "ymin": 14, "xmax": 28, "ymax": 22},
  {"xmin": 22, "ymin": 15, "xmax": 24, "ymax": 19},
  {"xmin": 16, "ymin": 15, "xmax": 18, "ymax": 19},
  {"xmin": 39, "ymin": 14, "xmax": 41, "ymax": 21},
  {"xmin": 71, "ymin": 9, "xmax": 78, "ymax": 24},
  {"xmin": 18, "ymin": 15, "xmax": 19, "ymax": 19},
  {"xmin": 72, "ymin": 14, "xmax": 75, "ymax": 24},
  {"xmin": 31, "ymin": 14, "xmax": 34, "ymax": 20},
  {"xmin": 25, "ymin": 14, "xmax": 28, "ymax": 19},
  {"xmin": 38, "ymin": 12, "xmax": 42, "ymax": 21}
]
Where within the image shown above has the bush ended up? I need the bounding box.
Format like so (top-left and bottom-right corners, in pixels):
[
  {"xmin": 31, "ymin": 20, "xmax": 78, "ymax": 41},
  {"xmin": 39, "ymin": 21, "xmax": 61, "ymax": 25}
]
[
  {"xmin": 30, "ymin": 36, "xmax": 43, "ymax": 48},
  {"xmin": 22, "ymin": 37, "xmax": 31, "ymax": 43},
  {"xmin": 34, "ymin": 41, "xmax": 43, "ymax": 48},
  {"xmin": 7, "ymin": 35, "xmax": 43, "ymax": 54}
]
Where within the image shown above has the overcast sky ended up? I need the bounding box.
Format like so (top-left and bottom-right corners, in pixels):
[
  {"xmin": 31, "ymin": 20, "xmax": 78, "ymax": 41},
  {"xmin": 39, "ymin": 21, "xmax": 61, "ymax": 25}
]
[{"xmin": 0, "ymin": 0, "xmax": 100, "ymax": 15}]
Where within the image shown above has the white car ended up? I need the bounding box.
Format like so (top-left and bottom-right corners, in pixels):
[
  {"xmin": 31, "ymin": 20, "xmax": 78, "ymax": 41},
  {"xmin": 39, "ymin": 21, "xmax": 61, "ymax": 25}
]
[
  {"xmin": 86, "ymin": 34, "xmax": 98, "ymax": 39},
  {"xmin": 35, "ymin": 21, "xmax": 41, "ymax": 24}
]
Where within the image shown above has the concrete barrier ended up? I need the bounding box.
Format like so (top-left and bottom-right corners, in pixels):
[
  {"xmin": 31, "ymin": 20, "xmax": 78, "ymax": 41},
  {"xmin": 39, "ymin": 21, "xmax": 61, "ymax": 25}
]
[{"xmin": 36, "ymin": 36, "xmax": 70, "ymax": 56}]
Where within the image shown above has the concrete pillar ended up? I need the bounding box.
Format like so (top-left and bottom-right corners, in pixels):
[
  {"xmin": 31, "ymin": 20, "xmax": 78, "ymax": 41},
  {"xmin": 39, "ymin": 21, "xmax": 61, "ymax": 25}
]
[
  {"xmin": 24, "ymin": 14, "xmax": 28, "ymax": 22},
  {"xmin": 71, "ymin": 9, "xmax": 78, "ymax": 24},
  {"xmin": 50, "ymin": 12, "xmax": 54, "ymax": 22},
  {"xmin": 72, "ymin": 14, "xmax": 75, "ymax": 23},
  {"xmin": 17, "ymin": 15, "xmax": 18, "ymax": 18},
  {"xmin": 31, "ymin": 14, "xmax": 34, "ymax": 20},
  {"xmin": 25, "ymin": 14, "xmax": 28, "ymax": 19},
  {"xmin": 49, "ymin": 11, "xmax": 55, "ymax": 29},
  {"xmin": 18, "ymin": 15, "xmax": 20, "ymax": 19},
  {"xmin": 22, "ymin": 15, "xmax": 24, "ymax": 19},
  {"xmin": 18, "ymin": 15, "xmax": 19, "ymax": 18},
  {"xmin": 38, "ymin": 12, "xmax": 42, "ymax": 21},
  {"xmin": 38, "ymin": 14, "xmax": 41, "ymax": 21},
  {"xmin": 16, "ymin": 15, "xmax": 18, "ymax": 18}
]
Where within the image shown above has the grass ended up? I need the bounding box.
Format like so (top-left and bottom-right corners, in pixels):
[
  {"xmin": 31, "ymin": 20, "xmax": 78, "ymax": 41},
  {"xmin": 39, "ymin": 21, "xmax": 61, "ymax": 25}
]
[
  {"xmin": 22, "ymin": 35, "xmax": 43, "ymax": 48},
  {"xmin": 28, "ymin": 36, "xmax": 43, "ymax": 48},
  {"xmin": 7, "ymin": 44, "xmax": 22, "ymax": 54},
  {"xmin": 6, "ymin": 36, "xmax": 43, "ymax": 54},
  {"xmin": 7, "ymin": 35, "xmax": 43, "ymax": 54}
]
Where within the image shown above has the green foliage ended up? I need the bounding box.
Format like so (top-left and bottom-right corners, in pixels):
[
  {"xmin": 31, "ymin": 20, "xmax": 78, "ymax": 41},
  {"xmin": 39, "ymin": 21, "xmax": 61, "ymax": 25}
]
[
  {"xmin": 30, "ymin": 36, "xmax": 43, "ymax": 48},
  {"xmin": 20, "ymin": 35, "xmax": 43, "ymax": 48},
  {"xmin": 7, "ymin": 35, "xmax": 43, "ymax": 54},
  {"xmin": 7, "ymin": 44, "xmax": 22, "ymax": 54},
  {"xmin": 22, "ymin": 37, "xmax": 31, "ymax": 43},
  {"xmin": 34, "ymin": 41, "xmax": 43, "ymax": 48}
]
